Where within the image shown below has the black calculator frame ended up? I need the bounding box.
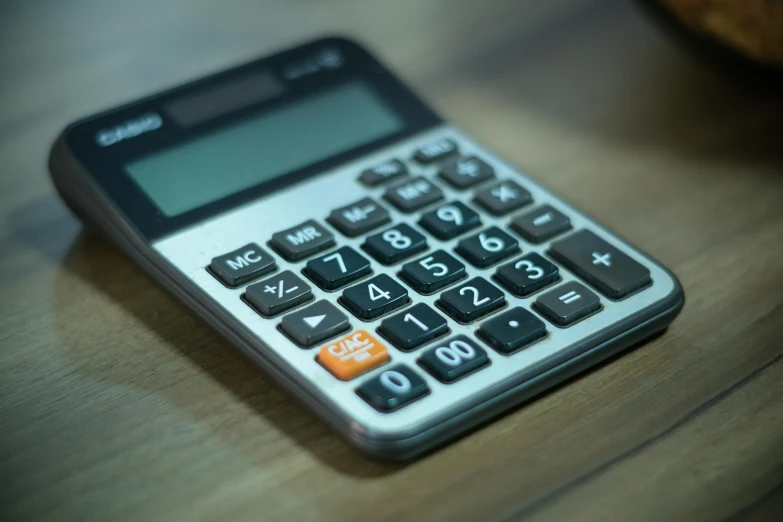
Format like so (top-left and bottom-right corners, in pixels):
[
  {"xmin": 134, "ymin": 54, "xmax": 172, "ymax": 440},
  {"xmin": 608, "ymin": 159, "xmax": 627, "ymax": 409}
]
[{"xmin": 60, "ymin": 36, "xmax": 441, "ymax": 241}]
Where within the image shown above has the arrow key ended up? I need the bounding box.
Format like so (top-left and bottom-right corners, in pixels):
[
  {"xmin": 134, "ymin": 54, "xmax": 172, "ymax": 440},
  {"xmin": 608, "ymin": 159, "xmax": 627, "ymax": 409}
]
[{"xmin": 281, "ymin": 300, "xmax": 351, "ymax": 347}]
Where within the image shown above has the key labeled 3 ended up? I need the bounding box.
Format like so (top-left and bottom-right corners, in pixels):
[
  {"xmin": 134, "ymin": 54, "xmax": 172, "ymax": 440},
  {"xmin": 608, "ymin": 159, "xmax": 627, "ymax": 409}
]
[{"xmin": 317, "ymin": 330, "xmax": 390, "ymax": 380}]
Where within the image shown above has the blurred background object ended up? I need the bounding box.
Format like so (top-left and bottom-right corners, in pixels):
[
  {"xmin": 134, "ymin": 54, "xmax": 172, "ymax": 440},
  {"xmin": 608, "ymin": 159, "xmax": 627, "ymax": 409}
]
[{"xmin": 650, "ymin": 0, "xmax": 783, "ymax": 68}]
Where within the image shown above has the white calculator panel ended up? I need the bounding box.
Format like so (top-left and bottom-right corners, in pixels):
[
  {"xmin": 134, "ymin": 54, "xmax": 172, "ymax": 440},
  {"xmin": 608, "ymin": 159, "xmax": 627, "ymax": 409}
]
[{"xmin": 153, "ymin": 126, "xmax": 679, "ymax": 443}]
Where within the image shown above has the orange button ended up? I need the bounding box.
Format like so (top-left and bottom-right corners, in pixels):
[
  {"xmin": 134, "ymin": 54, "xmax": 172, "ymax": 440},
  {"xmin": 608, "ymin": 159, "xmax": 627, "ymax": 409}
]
[{"xmin": 317, "ymin": 330, "xmax": 390, "ymax": 381}]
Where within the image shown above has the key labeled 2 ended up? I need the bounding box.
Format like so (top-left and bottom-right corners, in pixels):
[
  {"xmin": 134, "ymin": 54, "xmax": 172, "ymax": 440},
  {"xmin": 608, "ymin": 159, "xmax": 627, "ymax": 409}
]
[
  {"xmin": 438, "ymin": 276, "xmax": 506, "ymax": 323},
  {"xmin": 341, "ymin": 274, "xmax": 409, "ymax": 320},
  {"xmin": 418, "ymin": 335, "xmax": 490, "ymax": 383},
  {"xmin": 455, "ymin": 226, "xmax": 519, "ymax": 268},
  {"xmin": 363, "ymin": 223, "xmax": 427, "ymax": 265}
]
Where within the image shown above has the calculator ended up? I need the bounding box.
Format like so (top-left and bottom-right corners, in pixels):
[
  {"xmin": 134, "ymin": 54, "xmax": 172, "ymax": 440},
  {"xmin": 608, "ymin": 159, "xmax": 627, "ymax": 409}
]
[{"xmin": 49, "ymin": 37, "xmax": 684, "ymax": 460}]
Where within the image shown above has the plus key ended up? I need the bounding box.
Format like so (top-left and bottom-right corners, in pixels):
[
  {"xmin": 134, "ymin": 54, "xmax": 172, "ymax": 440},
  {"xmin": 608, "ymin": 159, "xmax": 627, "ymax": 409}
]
[{"xmin": 549, "ymin": 230, "xmax": 651, "ymax": 299}]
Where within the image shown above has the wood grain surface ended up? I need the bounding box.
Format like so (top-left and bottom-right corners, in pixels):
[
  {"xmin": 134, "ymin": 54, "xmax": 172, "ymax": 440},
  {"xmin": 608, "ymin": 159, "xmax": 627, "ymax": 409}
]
[{"xmin": 1, "ymin": 0, "xmax": 782, "ymax": 521}]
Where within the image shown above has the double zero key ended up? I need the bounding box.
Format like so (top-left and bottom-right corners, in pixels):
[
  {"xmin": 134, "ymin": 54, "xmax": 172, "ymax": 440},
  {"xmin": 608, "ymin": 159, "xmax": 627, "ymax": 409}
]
[{"xmin": 418, "ymin": 335, "xmax": 490, "ymax": 383}]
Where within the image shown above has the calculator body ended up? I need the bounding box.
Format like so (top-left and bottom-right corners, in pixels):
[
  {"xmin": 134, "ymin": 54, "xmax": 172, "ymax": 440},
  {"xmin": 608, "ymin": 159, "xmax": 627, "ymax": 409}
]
[{"xmin": 49, "ymin": 37, "xmax": 684, "ymax": 460}]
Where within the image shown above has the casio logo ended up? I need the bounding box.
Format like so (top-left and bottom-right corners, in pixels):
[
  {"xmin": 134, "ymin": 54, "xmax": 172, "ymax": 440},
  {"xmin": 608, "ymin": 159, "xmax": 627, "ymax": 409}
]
[{"xmin": 95, "ymin": 113, "xmax": 163, "ymax": 147}]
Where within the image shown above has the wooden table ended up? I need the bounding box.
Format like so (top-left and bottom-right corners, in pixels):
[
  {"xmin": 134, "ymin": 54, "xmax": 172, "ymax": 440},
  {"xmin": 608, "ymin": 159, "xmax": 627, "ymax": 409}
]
[{"xmin": 2, "ymin": 0, "xmax": 782, "ymax": 520}]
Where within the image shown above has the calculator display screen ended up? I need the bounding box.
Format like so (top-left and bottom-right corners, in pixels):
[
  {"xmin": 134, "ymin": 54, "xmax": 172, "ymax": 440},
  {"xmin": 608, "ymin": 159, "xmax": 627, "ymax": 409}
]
[{"xmin": 125, "ymin": 81, "xmax": 403, "ymax": 217}]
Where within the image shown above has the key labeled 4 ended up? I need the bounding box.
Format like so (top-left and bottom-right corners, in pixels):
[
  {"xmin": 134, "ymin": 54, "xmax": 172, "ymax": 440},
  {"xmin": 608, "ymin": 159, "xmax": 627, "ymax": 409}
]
[{"xmin": 317, "ymin": 330, "xmax": 390, "ymax": 380}]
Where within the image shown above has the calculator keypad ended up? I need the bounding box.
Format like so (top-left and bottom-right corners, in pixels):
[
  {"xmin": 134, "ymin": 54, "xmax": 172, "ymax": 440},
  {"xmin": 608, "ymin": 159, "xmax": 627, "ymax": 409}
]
[
  {"xmin": 194, "ymin": 134, "xmax": 664, "ymax": 422},
  {"xmin": 210, "ymin": 242, "xmax": 276, "ymax": 287},
  {"xmin": 439, "ymin": 156, "xmax": 495, "ymax": 189},
  {"xmin": 270, "ymin": 219, "xmax": 335, "ymax": 261},
  {"xmin": 400, "ymin": 250, "xmax": 466, "ymax": 294},
  {"xmin": 304, "ymin": 246, "xmax": 371, "ymax": 291},
  {"xmin": 418, "ymin": 335, "xmax": 490, "ymax": 383},
  {"xmin": 378, "ymin": 303, "xmax": 449, "ymax": 351},
  {"xmin": 341, "ymin": 274, "xmax": 409, "ymax": 320},
  {"xmin": 327, "ymin": 197, "xmax": 391, "ymax": 238},
  {"xmin": 438, "ymin": 277, "xmax": 506, "ymax": 323},
  {"xmin": 245, "ymin": 270, "xmax": 312, "ymax": 317},
  {"xmin": 383, "ymin": 177, "xmax": 444, "ymax": 213},
  {"xmin": 363, "ymin": 223, "xmax": 427, "ymax": 265},
  {"xmin": 455, "ymin": 226, "xmax": 520, "ymax": 268},
  {"xmin": 418, "ymin": 201, "xmax": 481, "ymax": 240},
  {"xmin": 357, "ymin": 364, "xmax": 429, "ymax": 412}
]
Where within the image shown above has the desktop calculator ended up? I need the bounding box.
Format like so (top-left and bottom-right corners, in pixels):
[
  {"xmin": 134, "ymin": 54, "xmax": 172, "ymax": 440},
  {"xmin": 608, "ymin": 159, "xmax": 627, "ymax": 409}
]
[{"xmin": 49, "ymin": 37, "xmax": 684, "ymax": 460}]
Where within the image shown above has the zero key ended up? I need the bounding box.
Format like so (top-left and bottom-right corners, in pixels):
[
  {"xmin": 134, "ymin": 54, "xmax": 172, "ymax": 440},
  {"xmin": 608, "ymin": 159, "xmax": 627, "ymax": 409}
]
[{"xmin": 548, "ymin": 230, "xmax": 651, "ymax": 299}]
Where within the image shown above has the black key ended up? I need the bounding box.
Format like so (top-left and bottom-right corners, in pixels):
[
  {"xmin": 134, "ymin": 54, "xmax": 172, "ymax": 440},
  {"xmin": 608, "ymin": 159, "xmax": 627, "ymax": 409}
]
[
  {"xmin": 418, "ymin": 201, "xmax": 481, "ymax": 240},
  {"xmin": 455, "ymin": 226, "xmax": 520, "ymax": 268},
  {"xmin": 438, "ymin": 277, "xmax": 506, "ymax": 323},
  {"xmin": 269, "ymin": 219, "xmax": 335, "ymax": 261},
  {"xmin": 510, "ymin": 205, "xmax": 572, "ymax": 244},
  {"xmin": 383, "ymin": 177, "xmax": 445, "ymax": 213},
  {"xmin": 363, "ymin": 223, "xmax": 427, "ymax": 265},
  {"xmin": 400, "ymin": 250, "xmax": 466, "ymax": 294},
  {"xmin": 418, "ymin": 335, "xmax": 490, "ymax": 383},
  {"xmin": 477, "ymin": 307, "xmax": 547, "ymax": 354},
  {"xmin": 534, "ymin": 281, "xmax": 601, "ymax": 327},
  {"xmin": 494, "ymin": 253, "xmax": 560, "ymax": 297},
  {"xmin": 413, "ymin": 137, "xmax": 459, "ymax": 164},
  {"xmin": 358, "ymin": 159, "xmax": 408, "ymax": 186},
  {"xmin": 548, "ymin": 230, "xmax": 652, "ymax": 299},
  {"xmin": 209, "ymin": 243, "xmax": 276, "ymax": 287},
  {"xmin": 280, "ymin": 300, "xmax": 350, "ymax": 347},
  {"xmin": 304, "ymin": 246, "xmax": 371, "ymax": 291},
  {"xmin": 474, "ymin": 180, "xmax": 533, "ymax": 216},
  {"xmin": 341, "ymin": 274, "xmax": 409, "ymax": 320},
  {"xmin": 439, "ymin": 156, "xmax": 495, "ymax": 189},
  {"xmin": 245, "ymin": 270, "xmax": 312, "ymax": 317},
  {"xmin": 327, "ymin": 197, "xmax": 391, "ymax": 238},
  {"xmin": 356, "ymin": 364, "xmax": 429, "ymax": 412},
  {"xmin": 378, "ymin": 303, "xmax": 449, "ymax": 351}
]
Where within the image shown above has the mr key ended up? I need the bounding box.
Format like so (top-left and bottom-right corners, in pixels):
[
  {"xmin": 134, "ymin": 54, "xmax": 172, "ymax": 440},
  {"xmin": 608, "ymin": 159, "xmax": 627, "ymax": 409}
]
[{"xmin": 49, "ymin": 36, "xmax": 683, "ymax": 459}]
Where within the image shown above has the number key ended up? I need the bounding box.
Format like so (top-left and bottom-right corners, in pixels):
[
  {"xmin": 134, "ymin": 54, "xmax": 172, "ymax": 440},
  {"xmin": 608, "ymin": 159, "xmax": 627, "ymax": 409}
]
[
  {"xmin": 363, "ymin": 223, "xmax": 427, "ymax": 265},
  {"xmin": 378, "ymin": 303, "xmax": 449, "ymax": 351},
  {"xmin": 494, "ymin": 253, "xmax": 560, "ymax": 297},
  {"xmin": 400, "ymin": 250, "xmax": 466, "ymax": 294},
  {"xmin": 418, "ymin": 201, "xmax": 481, "ymax": 240},
  {"xmin": 341, "ymin": 274, "xmax": 409, "ymax": 320},
  {"xmin": 304, "ymin": 246, "xmax": 371, "ymax": 290},
  {"xmin": 357, "ymin": 364, "xmax": 430, "ymax": 412},
  {"xmin": 418, "ymin": 335, "xmax": 490, "ymax": 383},
  {"xmin": 455, "ymin": 226, "xmax": 520, "ymax": 268},
  {"xmin": 438, "ymin": 277, "xmax": 506, "ymax": 323}
]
